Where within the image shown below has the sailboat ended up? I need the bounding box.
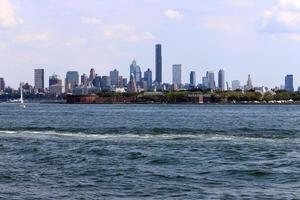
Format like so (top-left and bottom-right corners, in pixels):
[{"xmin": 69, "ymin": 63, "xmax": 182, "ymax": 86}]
[{"xmin": 20, "ymin": 84, "xmax": 26, "ymax": 108}]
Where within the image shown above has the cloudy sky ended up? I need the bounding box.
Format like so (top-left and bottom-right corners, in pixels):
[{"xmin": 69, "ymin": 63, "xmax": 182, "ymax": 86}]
[{"xmin": 1, "ymin": 0, "xmax": 300, "ymax": 88}]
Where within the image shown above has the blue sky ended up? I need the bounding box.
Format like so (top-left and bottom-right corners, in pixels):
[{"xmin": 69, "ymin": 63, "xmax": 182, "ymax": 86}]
[{"xmin": 1, "ymin": 0, "xmax": 300, "ymax": 88}]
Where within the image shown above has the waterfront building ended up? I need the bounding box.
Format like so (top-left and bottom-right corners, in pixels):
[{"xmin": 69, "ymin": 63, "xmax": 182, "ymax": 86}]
[
  {"xmin": 81, "ymin": 73, "xmax": 88, "ymax": 86},
  {"xmin": 202, "ymin": 76, "xmax": 209, "ymax": 89},
  {"xmin": 172, "ymin": 64, "xmax": 182, "ymax": 86},
  {"xmin": 245, "ymin": 74, "xmax": 253, "ymax": 90},
  {"xmin": 128, "ymin": 74, "xmax": 137, "ymax": 93},
  {"xmin": 100, "ymin": 76, "xmax": 111, "ymax": 91},
  {"xmin": 206, "ymin": 71, "xmax": 216, "ymax": 89},
  {"xmin": 232, "ymin": 80, "xmax": 240, "ymax": 91},
  {"xmin": 49, "ymin": 73, "xmax": 63, "ymax": 96},
  {"xmin": 155, "ymin": 44, "xmax": 162, "ymax": 84},
  {"xmin": 144, "ymin": 68, "xmax": 152, "ymax": 91},
  {"xmin": 190, "ymin": 71, "xmax": 196, "ymax": 87},
  {"xmin": 110, "ymin": 69, "xmax": 119, "ymax": 87},
  {"xmin": 0, "ymin": 78, "xmax": 5, "ymax": 92},
  {"xmin": 218, "ymin": 69, "xmax": 225, "ymax": 91},
  {"xmin": 122, "ymin": 78, "xmax": 128, "ymax": 87},
  {"xmin": 65, "ymin": 71, "xmax": 79, "ymax": 93},
  {"xmin": 130, "ymin": 60, "xmax": 142, "ymax": 85},
  {"xmin": 285, "ymin": 74, "xmax": 294, "ymax": 92},
  {"xmin": 89, "ymin": 68, "xmax": 96, "ymax": 83},
  {"xmin": 93, "ymin": 76, "xmax": 102, "ymax": 89},
  {"xmin": 34, "ymin": 69, "xmax": 44, "ymax": 91}
]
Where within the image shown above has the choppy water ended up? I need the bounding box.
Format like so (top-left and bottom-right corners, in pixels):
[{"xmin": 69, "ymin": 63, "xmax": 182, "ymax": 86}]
[{"xmin": 0, "ymin": 104, "xmax": 299, "ymax": 199}]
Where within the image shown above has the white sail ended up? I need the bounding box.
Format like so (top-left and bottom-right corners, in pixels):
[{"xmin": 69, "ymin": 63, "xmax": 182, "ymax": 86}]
[{"xmin": 20, "ymin": 86, "xmax": 24, "ymax": 104}]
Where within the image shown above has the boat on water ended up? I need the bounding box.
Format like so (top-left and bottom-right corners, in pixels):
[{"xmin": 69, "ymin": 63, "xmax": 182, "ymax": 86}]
[{"xmin": 20, "ymin": 83, "xmax": 26, "ymax": 108}]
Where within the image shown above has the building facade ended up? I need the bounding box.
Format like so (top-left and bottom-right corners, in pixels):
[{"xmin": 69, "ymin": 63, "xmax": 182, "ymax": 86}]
[
  {"xmin": 172, "ymin": 64, "xmax": 182, "ymax": 86},
  {"xmin": 206, "ymin": 71, "xmax": 216, "ymax": 89},
  {"xmin": 155, "ymin": 44, "xmax": 162, "ymax": 84},
  {"xmin": 190, "ymin": 71, "xmax": 196, "ymax": 87},
  {"xmin": 65, "ymin": 71, "xmax": 79, "ymax": 93},
  {"xmin": 110, "ymin": 69, "xmax": 119, "ymax": 87},
  {"xmin": 144, "ymin": 68, "xmax": 152, "ymax": 91},
  {"xmin": 34, "ymin": 69, "xmax": 44, "ymax": 91},
  {"xmin": 218, "ymin": 69, "xmax": 225, "ymax": 91},
  {"xmin": 49, "ymin": 74, "xmax": 63, "ymax": 96},
  {"xmin": 285, "ymin": 74, "xmax": 294, "ymax": 92},
  {"xmin": 130, "ymin": 61, "xmax": 142, "ymax": 85},
  {"xmin": 0, "ymin": 78, "xmax": 5, "ymax": 92}
]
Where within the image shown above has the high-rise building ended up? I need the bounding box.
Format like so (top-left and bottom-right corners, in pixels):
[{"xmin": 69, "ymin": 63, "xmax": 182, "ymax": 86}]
[
  {"xmin": 206, "ymin": 71, "xmax": 216, "ymax": 89},
  {"xmin": 218, "ymin": 69, "xmax": 225, "ymax": 91},
  {"xmin": 202, "ymin": 76, "xmax": 209, "ymax": 89},
  {"xmin": 128, "ymin": 74, "xmax": 137, "ymax": 93},
  {"xmin": 144, "ymin": 68, "xmax": 152, "ymax": 91},
  {"xmin": 232, "ymin": 80, "xmax": 240, "ymax": 90},
  {"xmin": 81, "ymin": 73, "xmax": 88, "ymax": 86},
  {"xmin": 190, "ymin": 71, "xmax": 196, "ymax": 87},
  {"xmin": 34, "ymin": 69, "xmax": 44, "ymax": 91},
  {"xmin": 285, "ymin": 74, "xmax": 294, "ymax": 92},
  {"xmin": 130, "ymin": 61, "xmax": 142, "ymax": 85},
  {"xmin": 110, "ymin": 69, "xmax": 119, "ymax": 87},
  {"xmin": 49, "ymin": 73, "xmax": 63, "ymax": 96},
  {"xmin": 172, "ymin": 64, "xmax": 182, "ymax": 86},
  {"xmin": 246, "ymin": 74, "xmax": 253, "ymax": 90},
  {"xmin": 89, "ymin": 68, "xmax": 96, "ymax": 82},
  {"xmin": 0, "ymin": 78, "xmax": 5, "ymax": 92},
  {"xmin": 93, "ymin": 76, "xmax": 101, "ymax": 88},
  {"xmin": 65, "ymin": 71, "xmax": 79, "ymax": 93},
  {"xmin": 100, "ymin": 76, "xmax": 111, "ymax": 91},
  {"xmin": 155, "ymin": 44, "xmax": 162, "ymax": 84}
]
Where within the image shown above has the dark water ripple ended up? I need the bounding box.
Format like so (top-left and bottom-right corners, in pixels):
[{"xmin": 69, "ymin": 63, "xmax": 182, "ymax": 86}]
[{"xmin": 0, "ymin": 104, "xmax": 299, "ymax": 199}]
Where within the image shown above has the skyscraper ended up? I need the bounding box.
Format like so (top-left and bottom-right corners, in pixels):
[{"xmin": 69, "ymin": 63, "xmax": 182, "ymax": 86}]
[
  {"xmin": 232, "ymin": 80, "xmax": 240, "ymax": 90},
  {"xmin": 34, "ymin": 69, "xmax": 44, "ymax": 91},
  {"xmin": 285, "ymin": 74, "xmax": 294, "ymax": 92},
  {"xmin": 49, "ymin": 73, "xmax": 63, "ymax": 95},
  {"xmin": 172, "ymin": 64, "xmax": 182, "ymax": 86},
  {"xmin": 130, "ymin": 61, "xmax": 142, "ymax": 84},
  {"xmin": 0, "ymin": 78, "xmax": 5, "ymax": 92},
  {"xmin": 110, "ymin": 69, "xmax": 119, "ymax": 87},
  {"xmin": 206, "ymin": 71, "xmax": 216, "ymax": 89},
  {"xmin": 128, "ymin": 74, "xmax": 137, "ymax": 93},
  {"xmin": 81, "ymin": 73, "xmax": 88, "ymax": 86},
  {"xmin": 89, "ymin": 68, "xmax": 96, "ymax": 83},
  {"xmin": 218, "ymin": 69, "xmax": 225, "ymax": 91},
  {"xmin": 144, "ymin": 68, "xmax": 152, "ymax": 91},
  {"xmin": 155, "ymin": 44, "xmax": 162, "ymax": 84},
  {"xmin": 190, "ymin": 71, "xmax": 196, "ymax": 87},
  {"xmin": 65, "ymin": 71, "xmax": 79, "ymax": 93},
  {"xmin": 246, "ymin": 74, "xmax": 253, "ymax": 90},
  {"xmin": 202, "ymin": 76, "xmax": 209, "ymax": 89}
]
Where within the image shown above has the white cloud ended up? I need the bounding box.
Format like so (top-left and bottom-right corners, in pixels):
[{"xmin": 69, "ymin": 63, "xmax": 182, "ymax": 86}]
[
  {"xmin": 0, "ymin": 0, "xmax": 19, "ymax": 29},
  {"xmin": 260, "ymin": 0, "xmax": 300, "ymax": 33},
  {"xmin": 164, "ymin": 9, "xmax": 184, "ymax": 20},
  {"xmin": 80, "ymin": 16, "xmax": 102, "ymax": 25},
  {"xmin": 15, "ymin": 33, "xmax": 50, "ymax": 44},
  {"xmin": 102, "ymin": 24, "xmax": 154, "ymax": 42}
]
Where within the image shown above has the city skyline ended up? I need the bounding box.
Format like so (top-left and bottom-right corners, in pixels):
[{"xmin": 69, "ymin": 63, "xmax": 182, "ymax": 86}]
[{"xmin": 1, "ymin": 0, "xmax": 300, "ymax": 88}]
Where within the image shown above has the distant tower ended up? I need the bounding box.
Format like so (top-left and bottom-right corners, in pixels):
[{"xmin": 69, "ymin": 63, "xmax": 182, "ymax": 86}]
[
  {"xmin": 144, "ymin": 68, "xmax": 152, "ymax": 91},
  {"xmin": 130, "ymin": 60, "xmax": 142, "ymax": 84},
  {"xmin": 110, "ymin": 69, "xmax": 119, "ymax": 87},
  {"xmin": 155, "ymin": 44, "xmax": 162, "ymax": 84},
  {"xmin": 218, "ymin": 69, "xmax": 225, "ymax": 91},
  {"xmin": 0, "ymin": 78, "xmax": 5, "ymax": 92},
  {"xmin": 81, "ymin": 73, "xmax": 88, "ymax": 86},
  {"xmin": 34, "ymin": 69, "xmax": 44, "ymax": 91},
  {"xmin": 190, "ymin": 71, "xmax": 196, "ymax": 87},
  {"xmin": 246, "ymin": 74, "xmax": 253, "ymax": 90},
  {"xmin": 206, "ymin": 71, "xmax": 216, "ymax": 89},
  {"xmin": 128, "ymin": 74, "xmax": 137, "ymax": 93},
  {"xmin": 285, "ymin": 74, "xmax": 294, "ymax": 92},
  {"xmin": 49, "ymin": 73, "xmax": 63, "ymax": 96},
  {"xmin": 172, "ymin": 64, "xmax": 182, "ymax": 86},
  {"xmin": 65, "ymin": 71, "xmax": 79, "ymax": 93},
  {"xmin": 89, "ymin": 68, "xmax": 96, "ymax": 82}
]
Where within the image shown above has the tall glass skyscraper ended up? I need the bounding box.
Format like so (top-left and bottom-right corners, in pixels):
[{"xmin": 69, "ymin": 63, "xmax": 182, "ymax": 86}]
[
  {"xmin": 144, "ymin": 68, "xmax": 152, "ymax": 91},
  {"xmin": 172, "ymin": 64, "xmax": 182, "ymax": 85},
  {"xmin": 285, "ymin": 74, "xmax": 294, "ymax": 92},
  {"xmin": 155, "ymin": 44, "xmax": 162, "ymax": 84},
  {"xmin": 110, "ymin": 69, "xmax": 119, "ymax": 87},
  {"xmin": 0, "ymin": 78, "xmax": 5, "ymax": 92},
  {"xmin": 130, "ymin": 60, "xmax": 142, "ymax": 84},
  {"xmin": 206, "ymin": 71, "xmax": 216, "ymax": 89},
  {"xmin": 65, "ymin": 71, "xmax": 79, "ymax": 93},
  {"xmin": 190, "ymin": 71, "xmax": 196, "ymax": 87},
  {"xmin": 34, "ymin": 69, "xmax": 44, "ymax": 91},
  {"xmin": 218, "ymin": 69, "xmax": 225, "ymax": 91}
]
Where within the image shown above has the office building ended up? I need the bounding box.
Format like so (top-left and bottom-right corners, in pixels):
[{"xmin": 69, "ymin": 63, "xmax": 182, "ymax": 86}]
[
  {"xmin": 128, "ymin": 74, "xmax": 137, "ymax": 93},
  {"xmin": 110, "ymin": 69, "xmax": 119, "ymax": 87},
  {"xmin": 155, "ymin": 44, "xmax": 162, "ymax": 84},
  {"xmin": 172, "ymin": 64, "xmax": 182, "ymax": 86},
  {"xmin": 285, "ymin": 74, "xmax": 294, "ymax": 92},
  {"xmin": 34, "ymin": 69, "xmax": 44, "ymax": 91},
  {"xmin": 206, "ymin": 71, "xmax": 216, "ymax": 89},
  {"xmin": 93, "ymin": 76, "xmax": 101, "ymax": 88},
  {"xmin": 81, "ymin": 73, "xmax": 88, "ymax": 86},
  {"xmin": 245, "ymin": 74, "xmax": 253, "ymax": 90},
  {"xmin": 232, "ymin": 80, "xmax": 240, "ymax": 90},
  {"xmin": 202, "ymin": 76, "xmax": 209, "ymax": 89},
  {"xmin": 65, "ymin": 71, "xmax": 79, "ymax": 93},
  {"xmin": 190, "ymin": 71, "xmax": 196, "ymax": 87},
  {"xmin": 89, "ymin": 68, "xmax": 96, "ymax": 83},
  {"xmin": 144, "ymin": 68, "xmax": 152, "ymax": 91},
  {"xmin": 0, "ymin": 78, "xmax": 5, "ymax": 92},
  {"xmin": 218, "ymin": 69, "xmax": 225, "ymax": 91},
  {"xmin": 49, "ymin": 73, "xmax": 63, "ymax": 96},
  {"xmin": 130, "ymin": 60, "xmax": 142, "ymax": 85},
  {"xmin": 100, "ymin": 76, "xmax": 111, "ymax": 91}
]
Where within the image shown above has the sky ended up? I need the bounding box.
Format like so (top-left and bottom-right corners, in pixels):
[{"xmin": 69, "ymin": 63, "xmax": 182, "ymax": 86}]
[{"xmin": 1, "ymin": 0, "xmax": 300, "ymax": 88}]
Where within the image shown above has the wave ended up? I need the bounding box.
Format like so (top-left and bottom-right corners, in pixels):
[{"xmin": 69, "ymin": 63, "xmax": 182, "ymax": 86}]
[{"xmin": 0, "ymin": 127, "xmax": 299, "ymax": 142}]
